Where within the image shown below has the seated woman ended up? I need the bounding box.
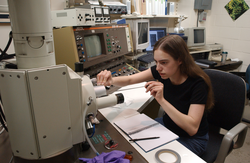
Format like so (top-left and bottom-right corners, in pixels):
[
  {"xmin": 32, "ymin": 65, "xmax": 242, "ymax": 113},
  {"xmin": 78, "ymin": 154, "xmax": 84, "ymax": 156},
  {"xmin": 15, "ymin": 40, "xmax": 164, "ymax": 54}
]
[{"xmin": 97, "ymin": 35, "xmax": 214, "ymax": 156}]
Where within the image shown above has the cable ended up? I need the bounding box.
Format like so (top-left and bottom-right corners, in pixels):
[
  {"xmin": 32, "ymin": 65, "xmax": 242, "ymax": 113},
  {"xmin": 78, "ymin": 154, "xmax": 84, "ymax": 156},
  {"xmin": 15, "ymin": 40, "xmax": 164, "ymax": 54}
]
[
  {"xmin": 196, "ymin": 10, "xmax": 199, "ymax": 27},
  {"xmin": 82, "ymin": 104, "xmax": 99, "ymax": 156},
  {"xmin": 2, "ymin": 31, "xmax": 12, "ymax": 55},
  {"xmin": 0, "ymin": 113, "xmax": 8, "ymax": 132},
  {"xmin": 3, "ymin": 61, "xmax": 18, "ymax": 69},
  {"xmin": 0, "ymin": 31, "xmax": 13, "ymax": 61},
  {"xmin": 9, "ymin": 156, "xmax": 13, "ymax": 163},
  {"xmin": 0, "ymin": 124, "xmax": 5, "ymax": 135},
  {"xmin": 88, "ymin": 124, "xmax": 95, "ymax": 138},
  {"xmin": 0, "ymin": 98, "xmax": 6, "ymax": 121},
  {"xmin": 197, "ymin": 10, "xmax": 204, "ymax": 27},
  {"xmin": 0, "ymin": 99, "xmax": 8, "ymax": 132}
]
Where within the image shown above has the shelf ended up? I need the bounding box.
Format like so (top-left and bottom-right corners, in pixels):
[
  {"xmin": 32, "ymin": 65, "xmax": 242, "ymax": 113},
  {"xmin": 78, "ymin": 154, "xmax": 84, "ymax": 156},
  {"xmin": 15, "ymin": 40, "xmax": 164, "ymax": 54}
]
[{"xmin": 121, "ymin": 14, "xmax": 188, "ymax": 19}]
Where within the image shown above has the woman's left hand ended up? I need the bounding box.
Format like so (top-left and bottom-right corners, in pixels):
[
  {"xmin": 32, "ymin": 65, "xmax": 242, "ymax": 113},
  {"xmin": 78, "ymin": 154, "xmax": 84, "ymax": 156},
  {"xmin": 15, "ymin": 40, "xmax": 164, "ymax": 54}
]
[{"xmin": 145, "ymin": 81, "xmax": 164, "ymax": 102}]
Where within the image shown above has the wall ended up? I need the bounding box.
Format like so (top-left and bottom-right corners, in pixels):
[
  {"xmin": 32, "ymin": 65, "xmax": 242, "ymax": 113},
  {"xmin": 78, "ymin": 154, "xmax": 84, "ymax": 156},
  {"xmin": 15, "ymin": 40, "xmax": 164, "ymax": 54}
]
[{"xmin": 178, "ymin": 0, "xmax": 250, "ymax": 71}]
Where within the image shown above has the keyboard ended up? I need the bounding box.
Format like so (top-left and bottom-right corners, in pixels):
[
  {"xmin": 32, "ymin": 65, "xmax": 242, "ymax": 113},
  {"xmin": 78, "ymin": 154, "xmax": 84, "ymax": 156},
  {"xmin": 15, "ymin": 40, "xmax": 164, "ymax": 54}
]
[{"xmin": 137, "ymin": 53, "xmax": 154, "ymax": 63}]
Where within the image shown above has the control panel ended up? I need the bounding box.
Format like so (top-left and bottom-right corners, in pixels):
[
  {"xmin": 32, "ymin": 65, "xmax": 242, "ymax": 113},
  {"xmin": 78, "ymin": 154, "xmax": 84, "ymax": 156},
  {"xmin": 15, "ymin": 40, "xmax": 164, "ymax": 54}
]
[
  {"xmin": 108, "ymin": 5, "xmax": 127, "ymax": 14},
  {"xmin": 73, "ymin": 25, "xmax": 132, "ymax": 69},
  {"xmin": 53, "ymin": 25, "xmax": 133, "ymax": 71},
  {"xmin": 81, "ymin": 5, "xmax": 111, "ymax": 25},
  {"xmin": 105, "ymin": 62, "xmax": 139, "ymax": 94},
  {"xmin": 76, "ymin": 110, "xmax": 148, "ymax": 163},
  {"xmin": 51, "ymin": 8, "xmax": 95, "ymax": 27},
  {"xmin": 83, "ymin": 56, "xmax": 139, "ymax": 94}
]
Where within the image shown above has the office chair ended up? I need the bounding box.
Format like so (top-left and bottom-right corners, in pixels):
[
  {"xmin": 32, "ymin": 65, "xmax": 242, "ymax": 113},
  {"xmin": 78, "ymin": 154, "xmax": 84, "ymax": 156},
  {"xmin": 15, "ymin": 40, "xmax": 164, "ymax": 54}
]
[
  {"xmin": 230, "ymin": 64, "xmax": 250, "ymax": 123},
  {"xmin": 201, "ymin": 69, "xmax": 248, "ymax": 163},
  {"xmin": 230, "ymin": 64, "xmax": 250, "ymax": 99}
]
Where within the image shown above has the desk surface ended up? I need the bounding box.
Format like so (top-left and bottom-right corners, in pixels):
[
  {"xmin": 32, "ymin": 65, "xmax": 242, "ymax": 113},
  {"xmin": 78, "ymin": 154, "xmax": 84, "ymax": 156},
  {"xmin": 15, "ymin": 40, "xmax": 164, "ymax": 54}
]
[
  {"xmin": 212, "ymin": 60, "xmax": 242, "ymax": 71},
  {"xmin": 198, "ymin": 60, "xmax": 242, "ymax": 71},
  {"xmin": 99, "ymin": 82, "xmax": 206, "ymax": 163}
]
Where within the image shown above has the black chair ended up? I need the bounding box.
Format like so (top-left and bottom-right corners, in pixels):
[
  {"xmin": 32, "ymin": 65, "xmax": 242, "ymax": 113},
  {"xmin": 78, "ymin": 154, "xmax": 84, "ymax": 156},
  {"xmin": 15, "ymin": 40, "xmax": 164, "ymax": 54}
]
[
  {"xmin": 230, "ymin": 64, "xmax": 250, "ymax": 123},
  {"xmin": 230, "ymin": 64, "xmax": 250, "ymax": 100},
  {"xmin": 201, "ymin": 69, "xmax": 248, "ymax": 163}
]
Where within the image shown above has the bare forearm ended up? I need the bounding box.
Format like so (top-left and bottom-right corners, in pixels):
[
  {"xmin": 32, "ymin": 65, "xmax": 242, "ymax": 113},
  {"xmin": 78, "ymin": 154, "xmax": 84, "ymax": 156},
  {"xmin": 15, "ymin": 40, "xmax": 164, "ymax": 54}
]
[
  {"xmin": 112, "ymin": 76, "xmax": 132, "ymax": 87},
  {"xmin": 158, "ymin": 98, "xmax": 202, "ymax": 136},
  {"xmin": 113, "ymin": 68, "xmax": 154, "ymax": 87},
  {"xmin": 97, "ymin": 68, "xmax": 154, "ymax": 87}
]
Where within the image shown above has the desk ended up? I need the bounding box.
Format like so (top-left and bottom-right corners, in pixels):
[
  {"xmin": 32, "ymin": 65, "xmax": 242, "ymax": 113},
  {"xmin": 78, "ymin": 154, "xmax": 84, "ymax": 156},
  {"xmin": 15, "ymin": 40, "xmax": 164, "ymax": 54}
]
[
  {"xmin": 188, "ymin": 46, "xmax": 242, "ymax": 71},
  {"xmin": 211, "ymin": 60, "xmax": 242, "ymax": 71},
  {"xmin": 197, "ymin": 60, "xmax": 243, "ymax": 71},
  {"xmin": 99, "ymin": 82, "xmax": 206, "ymax": 163}
]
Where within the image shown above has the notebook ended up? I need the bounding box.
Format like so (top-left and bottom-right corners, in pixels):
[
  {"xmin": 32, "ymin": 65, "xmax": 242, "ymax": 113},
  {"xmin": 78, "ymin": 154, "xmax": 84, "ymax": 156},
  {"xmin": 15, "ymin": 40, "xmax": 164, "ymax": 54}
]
[{"xmin": 114, "ymin": 113, "xmax": 179, "ymax": 152}]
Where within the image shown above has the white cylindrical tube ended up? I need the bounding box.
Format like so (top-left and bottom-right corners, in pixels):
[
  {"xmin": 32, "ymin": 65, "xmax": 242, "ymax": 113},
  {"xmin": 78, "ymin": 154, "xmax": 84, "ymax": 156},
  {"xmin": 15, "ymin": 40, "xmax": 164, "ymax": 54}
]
[
  {"xmin": 8, "ymin": 0, "xmax": 56, "ymax": 69},
  {"xmin": 96, "ymin": 93, "xmax": 124, "ymax": 109},
  {"xmin": 94, "ymin": 85, "xmax": 107, "ymax": 98}
]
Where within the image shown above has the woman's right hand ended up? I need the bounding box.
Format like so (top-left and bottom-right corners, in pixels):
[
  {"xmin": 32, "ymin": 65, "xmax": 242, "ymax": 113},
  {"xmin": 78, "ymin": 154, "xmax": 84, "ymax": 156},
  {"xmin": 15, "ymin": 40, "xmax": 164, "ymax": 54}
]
[{"xmin": 97, "ymin": 70, "xmax": 113, "ymax": 86}]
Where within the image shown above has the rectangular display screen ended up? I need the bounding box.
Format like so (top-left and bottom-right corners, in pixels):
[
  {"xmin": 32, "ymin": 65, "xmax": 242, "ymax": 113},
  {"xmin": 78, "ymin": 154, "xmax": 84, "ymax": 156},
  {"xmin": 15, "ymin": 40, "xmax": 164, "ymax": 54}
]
[
  {"xmin": 146, "ymin": 27, "xmax": 166, "ymax": 51},
  {"xmin": 84, "ymin": 35, "xmax": 102, "ymax": 58},
  {"xmin": 138, "ymin": 22, "xmax": 148, "ymax": 44},
  {"xmin": 194, "ymin": 29, "xmax": 205, "ymax": 43}
]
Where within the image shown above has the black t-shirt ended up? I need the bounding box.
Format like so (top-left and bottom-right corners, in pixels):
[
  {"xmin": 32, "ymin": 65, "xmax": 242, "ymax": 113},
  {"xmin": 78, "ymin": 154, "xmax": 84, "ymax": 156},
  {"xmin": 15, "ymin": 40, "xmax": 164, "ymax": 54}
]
[{"xmin": 151, "ymin": 65, "xmax": 209, "ymax": 137}]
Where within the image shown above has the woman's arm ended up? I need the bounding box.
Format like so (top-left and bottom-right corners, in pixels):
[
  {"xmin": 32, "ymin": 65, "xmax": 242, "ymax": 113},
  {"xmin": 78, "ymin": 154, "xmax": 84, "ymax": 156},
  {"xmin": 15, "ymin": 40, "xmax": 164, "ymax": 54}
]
[
  {"xmin": 146, "ymin": 81, "xmax": 205, "ymax": 136},
  {"xmin": 161, "ymin": 102, "xmax": 205, "ymax": 136},
  {"xmin": 97, "ymin": 68, "xmax": 154, "ymax": 87}
]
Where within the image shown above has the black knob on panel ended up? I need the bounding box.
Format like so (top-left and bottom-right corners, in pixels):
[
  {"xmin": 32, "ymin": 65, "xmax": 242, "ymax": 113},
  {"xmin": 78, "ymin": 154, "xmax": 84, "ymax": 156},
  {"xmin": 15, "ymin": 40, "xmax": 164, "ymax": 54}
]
[{"xmin": 75, "ymin": 62, "xmax": 83, "ymax": 72}]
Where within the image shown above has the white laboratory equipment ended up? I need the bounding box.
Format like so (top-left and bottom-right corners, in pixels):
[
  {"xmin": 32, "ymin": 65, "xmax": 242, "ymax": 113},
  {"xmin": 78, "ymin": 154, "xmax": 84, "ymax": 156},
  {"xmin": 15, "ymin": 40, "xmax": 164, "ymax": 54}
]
[{"xmin": 0, "ymin": 0, "xmax": 124, "ymax": 162}]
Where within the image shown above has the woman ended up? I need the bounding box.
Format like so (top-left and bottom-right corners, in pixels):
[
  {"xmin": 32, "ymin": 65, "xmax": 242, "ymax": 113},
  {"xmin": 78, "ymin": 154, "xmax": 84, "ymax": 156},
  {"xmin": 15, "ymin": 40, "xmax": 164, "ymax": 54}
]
[{"xmin": 97, "ymin": 35, "xmax": 214, "ymax": 156}]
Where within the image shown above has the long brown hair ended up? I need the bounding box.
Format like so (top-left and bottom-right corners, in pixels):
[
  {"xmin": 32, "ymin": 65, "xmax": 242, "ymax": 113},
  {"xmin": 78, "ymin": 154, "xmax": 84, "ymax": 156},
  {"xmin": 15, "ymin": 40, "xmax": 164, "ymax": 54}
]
[{"xmin": 153, "ymin": 35, "xmax": 214, "ymax": 110}]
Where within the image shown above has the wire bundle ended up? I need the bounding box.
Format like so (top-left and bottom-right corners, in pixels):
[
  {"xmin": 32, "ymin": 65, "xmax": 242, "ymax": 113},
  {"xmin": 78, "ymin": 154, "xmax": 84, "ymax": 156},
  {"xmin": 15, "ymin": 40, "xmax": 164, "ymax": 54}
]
[{"xmin": 0, "ymin": 97, "xmax": 8, "ymax": 134}]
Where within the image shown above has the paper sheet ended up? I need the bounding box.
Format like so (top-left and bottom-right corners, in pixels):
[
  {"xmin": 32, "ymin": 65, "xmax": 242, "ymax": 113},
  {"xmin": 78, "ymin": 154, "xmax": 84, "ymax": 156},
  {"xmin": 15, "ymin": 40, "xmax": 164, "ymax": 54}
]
[{"xmin": 114, "ymin": 113, "xmax": 179, "ymax": 152}]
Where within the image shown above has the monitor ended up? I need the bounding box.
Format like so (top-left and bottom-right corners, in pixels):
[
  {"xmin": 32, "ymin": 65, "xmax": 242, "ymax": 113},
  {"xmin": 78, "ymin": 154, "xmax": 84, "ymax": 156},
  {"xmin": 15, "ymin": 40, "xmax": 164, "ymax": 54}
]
[
  {"xmin": 84, "ymin": 35, "xmax": 102, "ymax": 58},
  {"xmin": 184, "ymin": 27, "xmax": 206, "ymax": 47},
  {"xmin": 146, "ymin": 27, "xmax": 167, "ymax": 52},
  {"xmin": 126, "ymin": 19, "xmax": 150, "ymax": 52}
]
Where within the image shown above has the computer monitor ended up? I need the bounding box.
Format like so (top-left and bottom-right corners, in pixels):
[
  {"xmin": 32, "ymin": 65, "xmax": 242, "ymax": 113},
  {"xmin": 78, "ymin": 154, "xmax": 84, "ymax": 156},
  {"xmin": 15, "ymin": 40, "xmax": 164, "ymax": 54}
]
[
  {"xmin": 146, "ymin": 27, "xmax": 167, "ymax": 52},
  {"xmin": 126, "ymin": 19, "xmax": 150, "ymax": 52},
  {"xmin": 184, "ymin": 27, "xmax": 206, "ymax": 47}
]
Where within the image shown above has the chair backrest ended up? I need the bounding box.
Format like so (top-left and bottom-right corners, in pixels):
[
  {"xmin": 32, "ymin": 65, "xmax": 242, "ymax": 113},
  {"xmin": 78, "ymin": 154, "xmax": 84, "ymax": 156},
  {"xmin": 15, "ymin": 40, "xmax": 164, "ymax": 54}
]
[
  {"xmin": 204, "ymin": 69, "xmax": 246, "ymax": 131},
  {"xmin": 246, "ymin": 64, "xmax": 250, "ymax": 84}
]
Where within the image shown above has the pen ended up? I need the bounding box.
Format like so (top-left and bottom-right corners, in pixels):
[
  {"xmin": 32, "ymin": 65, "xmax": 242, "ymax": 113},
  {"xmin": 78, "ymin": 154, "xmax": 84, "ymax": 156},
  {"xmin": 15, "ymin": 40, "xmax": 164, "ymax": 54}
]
[{"xmin": 129, "ymin": 136, "xmax": 160, "ymax": 141}]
